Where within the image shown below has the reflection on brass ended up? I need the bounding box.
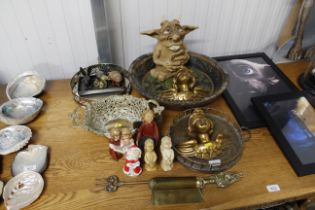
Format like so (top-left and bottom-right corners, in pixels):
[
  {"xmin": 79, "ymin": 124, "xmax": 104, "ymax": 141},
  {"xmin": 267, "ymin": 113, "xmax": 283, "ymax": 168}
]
[
  {"xmin": 300, "ymin": 56, "xmax": 315, "ymax": 94},
  {"xmin": 95, "ymin": 172, "xmax": 242, "ymax": 205},
  {"xmin": 287, "ymin": 0, "xmax": 314, "ymax": 61},
  {"xmin": 293, "ymin": 97, "xmax": 315, "ymax": 133},
  {"xmin": 105, "ymin": 119, "xmax": 133, "ymax": 132},
  {"xmin": 176, "ymin": 108, "xmax": 223, "ymax": 159},
  {"xmin": 141, "ymin": 19, "xmax": 197, "ymax": 81},
  {"xmin": 159, "ymin": 69, "xmax": 209, "ymax": 101}
]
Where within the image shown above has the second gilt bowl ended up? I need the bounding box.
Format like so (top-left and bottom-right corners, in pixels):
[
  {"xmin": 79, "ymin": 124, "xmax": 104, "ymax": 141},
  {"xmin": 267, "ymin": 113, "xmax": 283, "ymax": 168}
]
[{"xmin": 169, "ymin": 108, "xmax": 248, "ymax": 173}]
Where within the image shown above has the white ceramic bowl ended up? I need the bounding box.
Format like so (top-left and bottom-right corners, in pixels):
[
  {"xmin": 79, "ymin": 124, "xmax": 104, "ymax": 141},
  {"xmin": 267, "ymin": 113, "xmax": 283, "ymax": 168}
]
[
  {"xmin": 6, "ymin": 71, "xmax": 46, "ymax": 100},
  {"xmin": 3, "ymin": 171, "xmax": 44, "ymax": 210},
  {"xmin": 0, "ymin": 97, "xmax": 43, "ymax": 125},
  {"xmin": 12, "ymin": 144, "xmax": 49, "ymax": 176},
  {"xmin": 0, "ymin": 125, "xmax": 32, "ymax": 155}
]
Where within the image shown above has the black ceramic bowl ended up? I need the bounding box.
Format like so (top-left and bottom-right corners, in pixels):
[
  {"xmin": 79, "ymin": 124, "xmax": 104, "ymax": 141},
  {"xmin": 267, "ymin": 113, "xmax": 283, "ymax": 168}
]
[{"xmin": 129, "ymin": 52, "xmax": 228, "ymax": 110}]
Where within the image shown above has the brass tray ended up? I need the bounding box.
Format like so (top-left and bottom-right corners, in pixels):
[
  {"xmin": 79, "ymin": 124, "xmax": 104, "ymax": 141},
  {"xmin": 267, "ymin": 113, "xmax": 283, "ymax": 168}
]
[
  {"xmin": 130, "ymin": 52, "xmax": 228, "ymax": 110},
  {"xmin": 169, "ymin": 108, "xmax": 249, "ymax": 172}
]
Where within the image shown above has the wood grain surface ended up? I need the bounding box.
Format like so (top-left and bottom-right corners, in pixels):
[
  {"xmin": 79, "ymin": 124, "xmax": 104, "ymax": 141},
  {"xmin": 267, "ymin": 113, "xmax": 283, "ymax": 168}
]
[{"xmin": 0, "ymin": 61, "xmax": 314, "ymax": 210}]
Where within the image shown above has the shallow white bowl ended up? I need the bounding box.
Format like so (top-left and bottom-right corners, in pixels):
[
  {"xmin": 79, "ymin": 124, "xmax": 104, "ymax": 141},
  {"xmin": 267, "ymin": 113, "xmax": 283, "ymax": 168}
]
[
  {"xmin": 6, "ymin": 71, "xmax": 46, "ymax": 100},
  {"xmin": 3, "ymin": 171, "xmax": 44, "ymax": 210},
  {"xmin": 12, "ymin": 144, "xmax": 48, "ymax": 176},
  {"xmin": 0, "ymin": 97, "xmax": 43, "ymax": 125},
  {"xmin": 0, "ymin": 125, "xmax": 32, "ymax": 155}
]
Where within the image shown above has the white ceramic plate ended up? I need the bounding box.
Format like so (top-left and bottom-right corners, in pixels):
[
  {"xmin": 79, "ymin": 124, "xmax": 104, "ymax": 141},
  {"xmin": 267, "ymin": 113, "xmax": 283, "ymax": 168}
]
[
  {"xmin": 3, "ymin": 171, "xmax": 44, "ymax": 210},
  {"xmin": 0, "ymin": 125, "xmax": 32, "ymax": 155}
]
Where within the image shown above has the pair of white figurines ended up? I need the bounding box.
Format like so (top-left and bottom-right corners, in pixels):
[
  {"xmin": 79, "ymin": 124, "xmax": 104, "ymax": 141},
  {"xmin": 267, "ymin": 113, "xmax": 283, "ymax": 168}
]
[{"xmin": 144, "ymin": 136, "xmax": 174, "ymax": 172}]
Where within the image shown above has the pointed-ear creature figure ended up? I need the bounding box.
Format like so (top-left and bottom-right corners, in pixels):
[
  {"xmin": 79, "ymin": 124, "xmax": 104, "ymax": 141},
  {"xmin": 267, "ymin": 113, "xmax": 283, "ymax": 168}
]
[{"xmin": 141, "ymin": 19, "xmax": 197, "ymax": 81}]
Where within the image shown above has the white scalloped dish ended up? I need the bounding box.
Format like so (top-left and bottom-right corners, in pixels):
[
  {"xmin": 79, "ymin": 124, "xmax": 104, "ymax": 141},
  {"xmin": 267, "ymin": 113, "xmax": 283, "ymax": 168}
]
[
  {"xmin": 0, "ymin": 125, "xmax": 32, "ymax": 155},
  {"xmin": 3, "ymin": 171, "xmax": 44, "ymax": 210}
]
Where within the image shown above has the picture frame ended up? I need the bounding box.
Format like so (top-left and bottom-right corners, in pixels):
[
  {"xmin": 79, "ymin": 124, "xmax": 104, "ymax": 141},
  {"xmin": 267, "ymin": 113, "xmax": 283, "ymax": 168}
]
[
  {"xmin": 252, "ymin": 92, "xmax": 315, "ymax": 176},
  {"xmin": 215, "ymin": 53, "xmax": 298, "ymax": 129}
]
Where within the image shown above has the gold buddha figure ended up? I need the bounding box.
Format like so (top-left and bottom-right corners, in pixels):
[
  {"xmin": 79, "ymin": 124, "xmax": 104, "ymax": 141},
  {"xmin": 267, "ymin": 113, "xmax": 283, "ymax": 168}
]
[
  {"xmin": 176, "ymin": 108, "xmax": 223, "ymax": 159},
  {"xmin": 159, "ymin": 69, "xmax": 208, "ymax": 101}
]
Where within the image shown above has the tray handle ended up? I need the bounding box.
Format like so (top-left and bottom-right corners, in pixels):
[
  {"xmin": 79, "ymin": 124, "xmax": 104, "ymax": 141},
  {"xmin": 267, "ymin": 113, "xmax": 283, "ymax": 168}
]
[
  {"xmin": 147, "ymin": 99, "xmax": 165, "ymax": 115},
  {"xmin": 240, "ymin": 127, "xmax": 251, "ymax": 142},
  {"xmin": 69, "ymin": 106, "xmax": 86, "ymax": 127}
]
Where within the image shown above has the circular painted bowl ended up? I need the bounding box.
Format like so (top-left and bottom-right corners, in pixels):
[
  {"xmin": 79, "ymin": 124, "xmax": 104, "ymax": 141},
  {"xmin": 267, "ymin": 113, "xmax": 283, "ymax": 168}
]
[
  {"xmin": 169, "ymin": 108, "xmax": 247, "ymax": 173},
  {"xmin": 129, "ymin": 52, "xmax": 228, "ymax": 110}
]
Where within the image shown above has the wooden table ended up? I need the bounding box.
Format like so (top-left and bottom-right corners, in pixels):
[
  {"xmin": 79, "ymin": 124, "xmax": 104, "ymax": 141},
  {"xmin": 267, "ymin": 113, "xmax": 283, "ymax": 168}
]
[{"xmin": 0, "ymin": 61, "xmax": 314, "ymax": 210}]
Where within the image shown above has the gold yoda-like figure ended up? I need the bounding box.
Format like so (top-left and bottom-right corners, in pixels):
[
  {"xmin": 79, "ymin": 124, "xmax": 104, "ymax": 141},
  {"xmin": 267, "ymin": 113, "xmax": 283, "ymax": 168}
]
[
  {"xmin": 159, "ymin": 69, "xmax": 208, "ymax": 101},
  {"xmin": 176, "ymin": 109, "xmax": 223, "ymax": 160},
  {"xmin": 141, "ymin": 19, "xmax": 197, "ymax": 81}
]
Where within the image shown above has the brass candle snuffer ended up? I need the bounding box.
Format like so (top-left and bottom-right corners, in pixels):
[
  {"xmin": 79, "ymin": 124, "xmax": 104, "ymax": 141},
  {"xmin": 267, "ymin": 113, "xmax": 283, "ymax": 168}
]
[{"xmin": 95, "ymin": 172, "xmax": 242, "ymax": 205}]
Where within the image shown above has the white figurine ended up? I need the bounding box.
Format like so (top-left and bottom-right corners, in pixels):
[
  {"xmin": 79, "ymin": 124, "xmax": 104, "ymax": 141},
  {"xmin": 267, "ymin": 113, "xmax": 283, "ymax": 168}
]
[
  {"xmin": 120, "ymin": 127, "xmax": 135, "ymax": 149},
  {"xmin": 144, "ymin": 139, "xmax": 157, "ymax": 171},
  {"xmin": 160, "ymin": 136, "xmax": 174, "ymax": 171},
  {"xmin": 109, "ymin": 127, "xmax": 135, "ymax": 154},
  {"xmin": 123, "ymin": 145, "xmax": 142, "ymax": 176}
]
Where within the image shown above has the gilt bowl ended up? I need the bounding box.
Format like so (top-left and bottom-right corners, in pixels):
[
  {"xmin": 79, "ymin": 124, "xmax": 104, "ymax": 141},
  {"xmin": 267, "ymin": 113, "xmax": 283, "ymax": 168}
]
[
  {"xmin": 169, "ymin": 108, "xmax": 248, "ymax": 172},
  {"xmin": 130, "ymin": 52, "xmax": 228, "ymax": 110}
]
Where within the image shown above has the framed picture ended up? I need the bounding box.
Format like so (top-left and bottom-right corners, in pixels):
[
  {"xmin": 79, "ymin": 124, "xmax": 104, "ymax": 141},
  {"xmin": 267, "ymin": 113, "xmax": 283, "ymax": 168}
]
[
  {"xmin": 215, "ymin": 53, "xmax": 298, "ymax": 128},
  {"xmin": 252, "ymin": 92, "xmax": 315, "ymax": 176}
]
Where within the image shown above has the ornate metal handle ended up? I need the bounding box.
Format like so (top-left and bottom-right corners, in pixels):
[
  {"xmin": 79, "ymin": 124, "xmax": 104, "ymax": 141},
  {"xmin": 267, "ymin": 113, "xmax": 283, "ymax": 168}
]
[
  {"xmin": 147, "ymin": 99, "xmax": 165, "ymax": 115},
  {"xmin": 69, "ymin": 106, "xmax": 86, "ymax": 127}
]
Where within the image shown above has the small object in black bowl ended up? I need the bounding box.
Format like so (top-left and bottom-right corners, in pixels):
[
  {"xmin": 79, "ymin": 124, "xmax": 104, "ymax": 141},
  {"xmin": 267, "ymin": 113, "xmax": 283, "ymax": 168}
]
[{"xmin": 70, "ymin": 63, "xmax": 131, "ymax": 105}]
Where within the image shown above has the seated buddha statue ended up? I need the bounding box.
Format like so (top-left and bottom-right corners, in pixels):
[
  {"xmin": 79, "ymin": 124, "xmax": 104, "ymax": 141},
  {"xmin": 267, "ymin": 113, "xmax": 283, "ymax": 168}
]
[
  {"xmin": 176, "ymin": 108, "xmax": 223, "ymax": 159},
  {"xmin": 159, "ymin": 69, "xmax": 208, "ymax": 101}
]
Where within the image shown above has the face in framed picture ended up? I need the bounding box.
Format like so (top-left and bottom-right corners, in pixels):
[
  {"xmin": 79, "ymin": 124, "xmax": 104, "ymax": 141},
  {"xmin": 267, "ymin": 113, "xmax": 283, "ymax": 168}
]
[
  {"xmin": 216, "ymin": 53, "xmax": 298, "ymax": 128},
  {"xmin": 253, "ymin": 92, "xmax": 315, "ymax": 176}
]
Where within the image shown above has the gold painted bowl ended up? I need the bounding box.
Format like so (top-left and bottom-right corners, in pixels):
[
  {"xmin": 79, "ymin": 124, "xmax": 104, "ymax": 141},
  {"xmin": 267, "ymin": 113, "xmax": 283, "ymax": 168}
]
[
  {"xmin": 130, "ymin": 52, "xmax": 228, "ymax": 110},
  {"xmin": 169, "ymin": 108, "xmax": 248, "ymax": 173}
]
